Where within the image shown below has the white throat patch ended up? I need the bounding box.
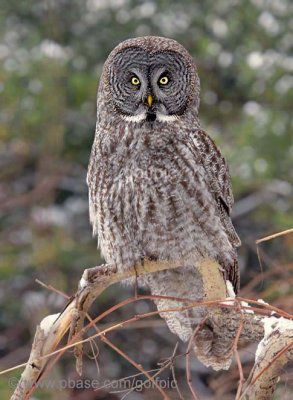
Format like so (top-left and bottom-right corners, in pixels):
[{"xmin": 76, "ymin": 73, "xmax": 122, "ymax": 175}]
[
  {"xmin": 122, "ymin": 112, "xmax": 178, "ymax": 123},
  {"xmin": 156, "ymin": 113, "xmax": 179, "ymax": 122},
  {"xmin": 122, "ymin": 114, "xmax": 146, "ymax": 123}
]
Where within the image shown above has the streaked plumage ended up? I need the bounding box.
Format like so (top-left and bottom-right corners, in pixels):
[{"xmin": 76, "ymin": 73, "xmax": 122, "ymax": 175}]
[{"xmin": 87, "ymin": 36, "xmax": 240, "ymax": 342}]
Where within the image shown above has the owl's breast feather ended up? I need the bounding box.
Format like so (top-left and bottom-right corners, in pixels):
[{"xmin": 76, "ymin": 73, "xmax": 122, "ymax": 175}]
[{"xmin": 92, "ymin": 124, "xmax": 234, "ymax": 268}]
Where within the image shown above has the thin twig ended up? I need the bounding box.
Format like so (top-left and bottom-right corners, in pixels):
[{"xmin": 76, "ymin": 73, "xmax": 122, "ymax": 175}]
[
  {"xmin": 168, "ymin": 343, "xmax": 185, "ymax": 400},
  {"xmin": 185, "ymin": 316, "xmax": 208, "ymax": 400},
  {"xmin": 101, "ymin": 338, "xmax": 169, "ymax": 399},
  {"xmin": 256, "ymin": 228, "xmax": 293, "ymax": 244},
  {"xmin": 35, "ymin": 279, "xmax": 70, "ymax": 299},
  {"xmin": 234, "ymin": 301, "xmax": 245, "ymax": 400},
  {"xmin": 1, "ymin": 297, "xmax": 287, "ymax": 378}
]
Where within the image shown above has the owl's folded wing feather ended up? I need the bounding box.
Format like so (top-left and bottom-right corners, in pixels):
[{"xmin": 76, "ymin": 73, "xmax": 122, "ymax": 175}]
[
  {"xmin": 193, "ymin": 130, "xmax": 241, "ymax": 246},
  {"xmin": 191, "ymin": 129, "xmax": 241, "ymax": 292}
]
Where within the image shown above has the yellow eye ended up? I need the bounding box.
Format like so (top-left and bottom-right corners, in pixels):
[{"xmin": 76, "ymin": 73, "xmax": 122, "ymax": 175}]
[
  {"xmin": 159, "ymin": 76, "xmax": 169, "ymax": 85},
  {"xmin": 131, "ymin": 76, "xmax": 140, "ymax": 85}
]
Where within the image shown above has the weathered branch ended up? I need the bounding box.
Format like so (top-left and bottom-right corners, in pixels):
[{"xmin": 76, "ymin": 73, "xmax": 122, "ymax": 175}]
[
  {"xmin": 242, "ymin": 317, "xmax": 293, "ymax": 399},
  {"xmin": 9, "ymin": 257, "xmax": 293, "ymax": 400}
]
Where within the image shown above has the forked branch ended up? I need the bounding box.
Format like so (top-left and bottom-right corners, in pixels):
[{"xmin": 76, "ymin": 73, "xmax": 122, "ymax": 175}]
[{"xmin": 8, "ymin": 257, "xmax": 293, "ymax": 400}]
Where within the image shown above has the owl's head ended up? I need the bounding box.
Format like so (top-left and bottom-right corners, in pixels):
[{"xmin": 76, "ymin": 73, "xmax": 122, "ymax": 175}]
[{"xmin": 100, "ymin": 36, "xmax": 200, "ymax": 124}]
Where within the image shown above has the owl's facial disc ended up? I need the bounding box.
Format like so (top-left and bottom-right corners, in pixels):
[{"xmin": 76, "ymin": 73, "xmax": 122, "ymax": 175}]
[{"xmin": 109, "ymin": 48, "xmax": 192, "ymax": 123}]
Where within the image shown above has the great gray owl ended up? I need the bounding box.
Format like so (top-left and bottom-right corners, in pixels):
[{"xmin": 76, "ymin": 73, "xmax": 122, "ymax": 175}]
[{"xmin": 87, "ymin": 36, "xmax": 241, "ymax": 343}]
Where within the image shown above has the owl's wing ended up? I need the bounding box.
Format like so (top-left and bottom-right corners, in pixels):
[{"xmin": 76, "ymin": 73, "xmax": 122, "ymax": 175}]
[{"xmin": 191, "ymin": 129, "xmax": 241, "ymax": 291}]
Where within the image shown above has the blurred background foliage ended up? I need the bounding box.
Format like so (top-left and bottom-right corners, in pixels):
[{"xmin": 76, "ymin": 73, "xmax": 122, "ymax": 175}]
[{"xmin": 0, "ymin": 0, "xmax": 292, "ymax": 399}]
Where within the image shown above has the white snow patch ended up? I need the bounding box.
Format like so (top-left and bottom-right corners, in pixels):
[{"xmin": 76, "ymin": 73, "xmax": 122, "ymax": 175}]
[
  {"xmin": 226, "ymin": 280, "xmax": 236, "ymax": 298},
  {"xmin": 220, "ymin": 281, "xmax": 237, "ymax": 306},
  {"xmin": 40, "ymin": 313, "xmax": 60, "ymax": 336},
  {"xmin": 257, "ymin": 298, "xmax": 270, "ymax": 306},
  {"xmin": 241, "ymin": 301, "xmax": 254, "ymax": 314},
  {"xmin": 79, "ymin": 277, "xmax": 88, "ymax": 289},
  {"xmin": 221, "ymin": 298, "xmax": 236, "ymax": 306}
]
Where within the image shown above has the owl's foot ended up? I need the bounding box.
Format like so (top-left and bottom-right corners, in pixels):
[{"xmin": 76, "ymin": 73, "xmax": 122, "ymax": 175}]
[{"xmin": 193, "ymin": 325, "xmax": 234, "ymax": 371}]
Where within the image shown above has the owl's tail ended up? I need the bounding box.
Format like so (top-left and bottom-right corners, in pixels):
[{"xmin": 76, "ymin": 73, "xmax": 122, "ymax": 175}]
[
  {"xmin": 145, "ymin": 267, "xmax": 234, "ymax": 371},
  {"xmin": 145, "ymin": 266, "xmax": 206, "ymax": 341}
]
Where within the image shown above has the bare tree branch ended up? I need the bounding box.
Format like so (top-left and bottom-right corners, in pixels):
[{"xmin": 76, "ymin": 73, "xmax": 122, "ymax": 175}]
[{"xmin": 8, "ymin": 257, "xmax": 293, "ymax": 400}]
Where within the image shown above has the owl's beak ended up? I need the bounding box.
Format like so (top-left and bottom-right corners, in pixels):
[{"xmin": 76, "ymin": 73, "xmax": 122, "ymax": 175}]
[{"xmin": 147, "ymin": 95, "xmax": 153, "ymax": 107}]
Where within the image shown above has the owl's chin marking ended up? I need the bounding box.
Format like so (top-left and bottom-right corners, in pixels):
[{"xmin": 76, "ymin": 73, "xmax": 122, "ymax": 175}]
[
  {"xmin": 156, "ymin": 113, "xmax": 179, "ymax": 122},
  {"xmin": 122, "ymin": 113, "xmax": 146, "ymax": 123},
  {"xmin": 121, "ymin": 112, "xmax": 178, "ymax": 124}
]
